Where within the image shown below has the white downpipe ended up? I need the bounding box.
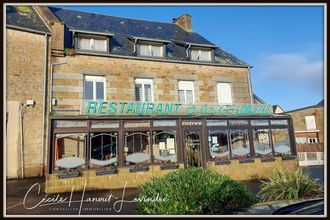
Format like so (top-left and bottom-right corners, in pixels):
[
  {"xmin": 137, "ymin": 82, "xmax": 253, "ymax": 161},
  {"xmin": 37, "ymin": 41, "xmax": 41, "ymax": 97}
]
[{"xmin": 247, "ymin": 66, "xmax": 254, "ymax": 103}]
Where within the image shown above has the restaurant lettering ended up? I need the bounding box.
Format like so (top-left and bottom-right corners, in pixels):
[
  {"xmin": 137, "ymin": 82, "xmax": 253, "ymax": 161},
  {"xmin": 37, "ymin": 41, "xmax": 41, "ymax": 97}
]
[{"xmin": 83, "ymin": 101, "xmax": 272, "ymax": 116}]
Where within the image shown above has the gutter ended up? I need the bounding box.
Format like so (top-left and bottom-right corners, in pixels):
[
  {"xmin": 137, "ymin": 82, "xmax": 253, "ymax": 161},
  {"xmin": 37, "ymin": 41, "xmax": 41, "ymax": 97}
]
[
  {"xmin": 247, "ymin": 66, "xmax": 254, "ymax": 103},
  {"xmin": 6, "ymin": 25, "xmax": 51, "ymax": 36},
  {"xmin": 40, "ymin": 33, "xmax": 49, "ymax": 176}
]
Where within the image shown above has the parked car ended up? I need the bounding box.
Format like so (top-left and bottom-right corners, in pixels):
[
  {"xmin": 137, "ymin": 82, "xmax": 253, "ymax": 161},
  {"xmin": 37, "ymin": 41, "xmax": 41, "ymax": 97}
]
[{"xmin": 232, "ymin": 198, "xmax": 324, "ymax": 215}]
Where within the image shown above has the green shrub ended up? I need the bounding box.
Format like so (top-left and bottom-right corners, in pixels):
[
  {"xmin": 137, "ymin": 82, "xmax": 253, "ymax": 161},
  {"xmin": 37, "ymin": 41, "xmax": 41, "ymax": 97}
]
[
  {"xmin": 136, "ymin": 168, "xmax": 256, "ymax": 215},
  {"xmin": 257, "ymin": 168, "xmax": 323, "ymax": 202}
]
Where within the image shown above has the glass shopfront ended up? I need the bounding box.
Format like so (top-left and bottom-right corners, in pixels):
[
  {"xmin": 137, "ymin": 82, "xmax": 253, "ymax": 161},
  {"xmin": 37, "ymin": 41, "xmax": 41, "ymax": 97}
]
[{"xmin": 49, "ymin": 116, "xmax": 296, "ymax": 174}]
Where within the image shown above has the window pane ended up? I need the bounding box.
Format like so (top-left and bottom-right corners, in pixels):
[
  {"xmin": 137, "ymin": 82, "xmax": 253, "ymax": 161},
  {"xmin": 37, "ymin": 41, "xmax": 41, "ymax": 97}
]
[
  {"xmin": 207, "ymin": 120, "xmax": 228, "ymax": 126},
  {"xmin": 55, "ymin": 120, "xmax": 87, "ymax": 128},
  {"xmin": 253, "ymin": 129, "xmax": 272, "ymax": 156},
  {"xmin": 124, "ymin": 131, "xmax": 151, "ymax": 165},
  {"xmin": 90, "ymin": 133, "xmax": 117, "ymax": 167},
  {"xmin": 96, "ymin": 82, "xmax": 104, "ymax": 100},
  {"xmin": 229, "ymin": 120, "xmax": 249, "ymax": 126},
  {"xmin": 251, "ymin": 120, "xmax": 270, "ymax": 126},
  {"xmin": 153, "ymin": 120, "xmax": 177, "ymax": 127},
  {"xmin": 135, "ymin": 84, "xmax": 142, "ymax": 101},
  {"xmin": 217, "ymin": 83, "xmax": 233, "ymax": 104},
  {"xmin": 230, "ymin": 129, "xmax": 250, "ymax": 157},
  {"xmin": 90, "ymin": 121, "xmax": 120, "ymax": 129},
  {"xmin": 151, "ymin": 45, "xmax": 162, "ymax": 57},
  {"xmin": 84, "ymin": 81, "xmax": 93, "ymax": 100},
  {"xmin": 153, "ymin": 130, "xmax": 177, "ymax": 163},
  {"xmin": 144, "ymin": 84, "xmax": 152, "ymax": 101},
  {"xmin": 272, "ymin": 129, "xmax": 291, "ymax": 155},
  {"xmin": 178, "ymin": 90, "xmax": 185, "ymax": 103},
  {"xmin": 93, "ymin": 39, "xmax": 107, "ymax": 51},
  {"xmin": 191, "ymin": 49, "xmax": 199, "ymax": 60},
  {"xmin": 199, "ymin": 50, "xmax": 211, "ymax": 61},
  {"xmin": 54, "ymin": 134, "xmax": 86, "ymax": 171},
  {"xmin": 186, "ymin": 90, "xmax": 193, "ymax": 103},
  {"xmin": 138, "ymin": 44, "xmax": 151, "ymax": 56},
  {"xmin": 208, "ymin": 130, "xmax": 229, "ymax": 159},
  {"xmin": 78, "ymin": 38, "xmax": 92, "ymax": 50}
]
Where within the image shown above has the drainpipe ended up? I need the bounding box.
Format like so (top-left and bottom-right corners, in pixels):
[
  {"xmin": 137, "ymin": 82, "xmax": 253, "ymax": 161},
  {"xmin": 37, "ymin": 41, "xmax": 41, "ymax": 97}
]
[
  {"xmin": 247, "ymin": 66, "xmax": 254, "ymax": 103},
  {"xmin": 19, "ymin": 104, "xmax": 27, "ymax": 178},
  {"xmin": 186, "ymin": 44, "xmax": 191, "ymax": 58},
  {"xmin": 40, "ymin": 33, "xmax": 49, "ymax": 176},
  {"xmin": 133, "ymin": 37, "xmax": 138, "ymax": 54},
  {"xmin": 49, "ymin": 62, "xmax": 67, "ymax": 114}
]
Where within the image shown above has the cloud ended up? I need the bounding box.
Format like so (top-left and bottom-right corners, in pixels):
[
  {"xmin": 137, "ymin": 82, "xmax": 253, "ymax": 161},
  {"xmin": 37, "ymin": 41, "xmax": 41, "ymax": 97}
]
[{"xmin": 253, "ymin": 53, "xmax": 324, "ymax": 94}]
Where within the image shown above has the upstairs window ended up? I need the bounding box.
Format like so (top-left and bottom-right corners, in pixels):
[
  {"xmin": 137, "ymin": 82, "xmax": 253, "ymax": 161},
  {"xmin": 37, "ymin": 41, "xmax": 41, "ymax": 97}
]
[
  {"xmin": 84, "ymin": 75, "xmax": 106, "ymax": 100},
  {"xmin": 190, "ymin": 48, "xmax": 212, "ymax": 61},
  {"xmin": 305, "ymin": 116, "xmax": 317, "ymax": 130},
  {"xmin": 77, "ymin": 35, "xmax": 108, "ymax": 52},
  {"xmin": 217, "ymin": 83, "xmax": 233, "ymax": 105},
  {"xmin": 137, "ymin": 43, "xmax": 164, "ymax": 57},
  {"xmin": 135, "ymin": 78, "xmax": 153, "ymax": 102},
  {"xmin": 178, "ymin": 81, "xmax": 195, "ymax": 104}
]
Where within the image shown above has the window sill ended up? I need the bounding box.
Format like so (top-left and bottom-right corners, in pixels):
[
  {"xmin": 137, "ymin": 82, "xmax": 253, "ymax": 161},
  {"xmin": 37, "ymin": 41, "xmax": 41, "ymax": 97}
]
[
  {"xmin": 57, "ymin": 171, "xmax": 81, "ymax": 179},
  {"xmin": 129, "ymin": 165, "xmax": 150, "ymax": 173},
  {"xmin": 160, "ymin": 164, "xmax": 179, "ymax": 170},
  {"xmin": 96, "ymin": 168, "xmax": 118, "ymax": 175}
]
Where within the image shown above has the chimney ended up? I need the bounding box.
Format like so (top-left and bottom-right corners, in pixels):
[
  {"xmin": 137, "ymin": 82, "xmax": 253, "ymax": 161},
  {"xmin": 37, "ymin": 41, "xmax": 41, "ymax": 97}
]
[
  {"xmin": 34, "ymin": 6, "xmax": 65, "ymax": 57},
  {"xmin": 172, "ymin": 14, "xmax": 192, "ymax": 32}
]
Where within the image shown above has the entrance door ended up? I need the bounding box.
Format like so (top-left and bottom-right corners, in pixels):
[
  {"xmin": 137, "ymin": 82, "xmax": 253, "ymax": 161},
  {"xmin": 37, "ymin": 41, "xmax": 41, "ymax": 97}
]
[{"xmin": 184, "ymin": 130, "xmax": 202, "ymax": 167}]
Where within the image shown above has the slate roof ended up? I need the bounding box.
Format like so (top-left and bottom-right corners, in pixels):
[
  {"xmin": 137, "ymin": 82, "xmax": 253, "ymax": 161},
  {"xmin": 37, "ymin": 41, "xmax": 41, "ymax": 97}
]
[
  {"xmin": 253, "ymin": 94, "xmax": 266, "ymax": 104},
  {"xmin": 49, "ymin": 7, "xmax": 249, "ymax": 66},
  {"xmin": 6, "ymin": 6, "xmax": 50, "ymax": 34},
  {"xmin": 285, "ymin": 99, "xmax": 324, "ymax": 113}
]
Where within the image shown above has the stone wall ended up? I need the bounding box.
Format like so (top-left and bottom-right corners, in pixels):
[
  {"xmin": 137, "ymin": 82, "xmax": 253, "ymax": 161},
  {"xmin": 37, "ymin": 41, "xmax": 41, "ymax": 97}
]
[
  {"xmin": 45, "ymin": 158, "xmax": 298, "ymax": 193},
  {"xmin": 6, "ymin": 28, "xmax": 48, "ymax": 177},
  {"xmin": 51, "ymin": 54, "xmax": 252, "ymax": 115}
]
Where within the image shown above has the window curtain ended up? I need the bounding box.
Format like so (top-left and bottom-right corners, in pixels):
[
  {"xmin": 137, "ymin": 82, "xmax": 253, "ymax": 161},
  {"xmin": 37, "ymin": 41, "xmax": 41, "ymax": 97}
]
[
  {"xmin": 151, "ymin": 45, "xmax": 162, "ymax": 57},
  {"xmin": 191, "ymin": 50, "xmax": 200, "ymax": 60},
  {"xmin": 139, "ymin": 45, "xmax": 151, "ymax": 56},
  {"xmin": 94, "ymin": 39, "xmax": 107, "ymax": 51},
  {"xmin": 200, "ymin": 50, "xmax": 211, "ymax": 61},
  {"xmin": 78, "ymin": 38, "xmax": 92, "ymax": 50},
  {"xmin": 186, "ymin": 90, "xmax": 193, "ymax": 103},
  {"xmin": 178, "ymin": 90, "xmax": 185, "ymax": 103},
  {"xmin": 144, "ymin": 84, "xmax": 152, "ymax": 101}
]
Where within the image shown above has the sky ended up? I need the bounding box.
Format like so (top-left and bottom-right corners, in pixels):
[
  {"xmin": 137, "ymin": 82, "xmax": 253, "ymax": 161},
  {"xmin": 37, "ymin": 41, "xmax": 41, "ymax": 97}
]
[{"xmin": 54, "ymin": 5, "xmax": 324, "ymax": 111}]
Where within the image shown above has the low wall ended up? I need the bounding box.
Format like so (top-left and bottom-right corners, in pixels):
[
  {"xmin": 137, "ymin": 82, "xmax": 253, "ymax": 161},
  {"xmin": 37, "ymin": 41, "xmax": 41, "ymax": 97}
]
[
  {"xmin": 45, "ymin": 157, "xmax": 299, "ymax": 194},
  {"xmin": 298, "ymin": 152, "xmax": 324, "ymax": 166}
]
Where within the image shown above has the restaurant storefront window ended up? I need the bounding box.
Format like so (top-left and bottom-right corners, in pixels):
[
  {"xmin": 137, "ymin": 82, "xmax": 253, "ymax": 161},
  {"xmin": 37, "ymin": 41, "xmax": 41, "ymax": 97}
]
[
  {"xmin": 152, "ymin": 130, "xmax": 177, "ymax": 164},
  {"xmin": 253, "ymin": 129, "xmax": 272, "ymax": 156},
  {"xmin": 124, "ymin": 131, "xmax": 151, "ymax": 165},
  {"xmin": 272, "ymin": 128, "xmax": 291, "ymax": 156},
  {"xmin": 89, "ymin": 132, "xmax": 118, "ymax": 168},
  {"xmin": 230, "ymin": 129, "xmax": 250, "ymax": 158},
  {"xmin": 208, "ymin": 130, "xmax": 230, "ymax": 160},
  {"xmin": 54, "ymin": 133, "xmax": 87, "ymax": 172}
]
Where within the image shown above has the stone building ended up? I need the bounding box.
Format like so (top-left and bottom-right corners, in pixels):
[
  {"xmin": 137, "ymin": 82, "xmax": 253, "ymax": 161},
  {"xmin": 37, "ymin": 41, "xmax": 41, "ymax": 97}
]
[
  {"xmin": 6, "ymin": 6, "xmax": 298, "ymax": 193},
  {"xmin": 286, "ymin": 100, "xmax": 324, "ymax": 146}
]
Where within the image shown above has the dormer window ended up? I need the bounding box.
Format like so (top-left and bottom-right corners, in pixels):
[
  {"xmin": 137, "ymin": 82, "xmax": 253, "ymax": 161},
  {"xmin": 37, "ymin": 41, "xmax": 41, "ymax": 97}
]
[
  {"xmin": 137, "ymin": 42, "xmax": 164, "ymax": 57},
  {"xmin": 76, "ymin": 34, "xmax": 108, "ymax": 52},
  {"xmin": 190, "ymin": 48, "xmax": 212, "ymax": 61}
]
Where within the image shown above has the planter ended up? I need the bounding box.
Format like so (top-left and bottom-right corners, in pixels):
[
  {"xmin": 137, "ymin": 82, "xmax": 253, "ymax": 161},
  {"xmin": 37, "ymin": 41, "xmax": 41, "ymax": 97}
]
[
  {"xmin": 96, "ymin": 168, "xmax": 118, "ymax": 175},
  {"xmin": 129, "ymin": 165, "xmax": 149, "ymax": 173},
  {"xmin": 57, "ymin": 172, "xmax": 80, "ymax": 179},
  {"xmin": 160, "ymin": 164, "xmax": 179, "ymax": 170},
  {"xmin": 215, "ymin": 160, "xmax": 231, "ymax": 165},
  {"xmin": 239, "ymin": 158, "xmax": 255, "ymax": 164},
  {"xmin": 282, "ymin": 156, "xmax": 296, "ymax": 161},
  {"xmin": 261, "ymin": 157, "xmax": 276, "ymax": 162}
]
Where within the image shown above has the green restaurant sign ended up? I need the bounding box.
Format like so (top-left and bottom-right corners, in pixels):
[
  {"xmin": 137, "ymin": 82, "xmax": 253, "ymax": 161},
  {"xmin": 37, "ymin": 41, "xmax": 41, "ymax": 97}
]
[{"xmin": 82, "ymin": 101, "xmax": 272, "ymax": 116}]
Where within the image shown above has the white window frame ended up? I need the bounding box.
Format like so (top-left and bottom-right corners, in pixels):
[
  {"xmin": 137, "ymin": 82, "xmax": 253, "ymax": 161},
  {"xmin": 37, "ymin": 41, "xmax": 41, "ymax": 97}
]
[
  {"xmin": 84, "ymin": 75, "xmax": 106, "ymax": 100},
  {"xmin": 307, "ymin": 138, "xmax": 319, "ymax": 143},
  {"xmin": 190, "ymin": 49, "xmax": 212, "ymax": 61},
  {"xmin": 305, "ymin": 116, "xmax": 317, "ymax": 130},
  {"xmin": 137, "ymin": 44, "xmax": 164, "ymax": 57},
  {"xmin": 135, "ymin": 78, "xmax": 154, "ymax": 102},
  {"xmin": 217, "ymin": 82, "xmax": 233, "ymax": 105},
  {"xmin": 178, "ymin": 81, "xmax": 195, "ymax": 104},
  {"xmin": 77, "ymin": 36, "xmax": 108, "ymax": 52}
]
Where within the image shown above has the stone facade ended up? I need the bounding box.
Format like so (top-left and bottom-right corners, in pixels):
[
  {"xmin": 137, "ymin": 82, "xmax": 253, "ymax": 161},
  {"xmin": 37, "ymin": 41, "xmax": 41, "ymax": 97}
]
[
  {"xmin": 51, "ymin": 54, "xmax": 252, "ymax": 115},
  {"xmin": 287, "ymin": 106, "xmax": 324, "ymax": 144},
  {"xmin": 6, "ymin": 28, "xmax": 49, "ymax": 177}
]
